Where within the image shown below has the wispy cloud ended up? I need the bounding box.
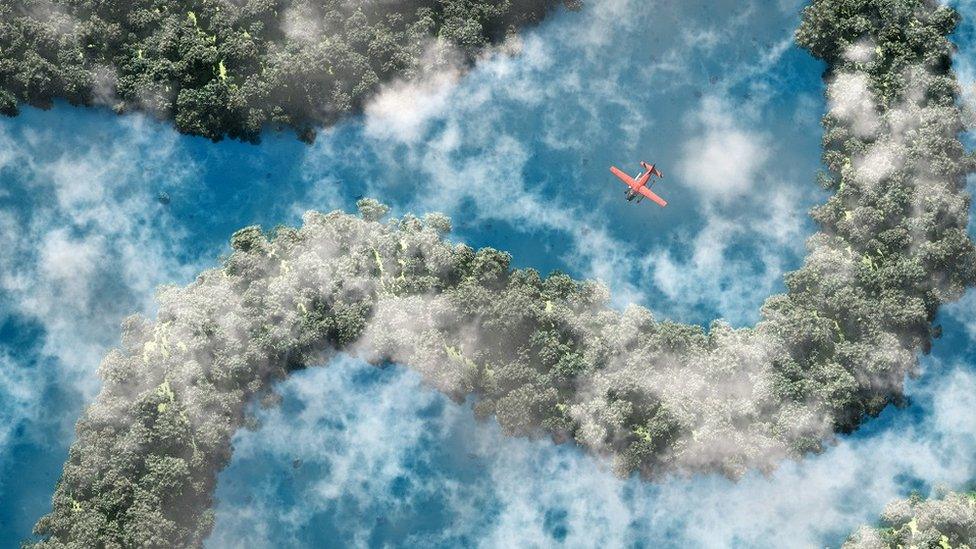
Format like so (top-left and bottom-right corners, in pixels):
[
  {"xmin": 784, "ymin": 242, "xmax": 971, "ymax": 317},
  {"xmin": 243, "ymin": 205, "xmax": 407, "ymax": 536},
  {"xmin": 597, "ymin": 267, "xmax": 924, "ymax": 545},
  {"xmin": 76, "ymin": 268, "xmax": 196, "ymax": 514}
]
[
  {"xmin": 204, "ymin": 3, "xmax": 976, "ymax": 546},
  {"xmin": 208, "ymin": 351, "xmax": 976, "ymax": 548},
  {"xmin": 299, "ymin": 0, "xmax": 823, "ymax": 324},
  {"xmin": 676, "ymin": 96, "xmax": 771, "ymax": 201},
  {"xmin": 0, "ymin": 112, "xmax": 201, "ymax": 468}
]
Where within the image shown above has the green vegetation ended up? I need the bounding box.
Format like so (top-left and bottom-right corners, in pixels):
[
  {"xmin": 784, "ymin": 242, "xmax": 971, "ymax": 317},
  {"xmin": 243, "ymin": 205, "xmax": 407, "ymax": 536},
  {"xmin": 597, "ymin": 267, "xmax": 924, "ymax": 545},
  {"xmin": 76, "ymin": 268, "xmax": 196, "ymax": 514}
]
[
  {"xmin": 844, "ymin": 491, "xmax": 976, "ymax": 548},
  {"xmin": 0, "ymin": 0, "xmax": 581, "ymax": 142},
  {"xmin": 26, "ymin": 0, "xmax": 976, "ymax": 546}
]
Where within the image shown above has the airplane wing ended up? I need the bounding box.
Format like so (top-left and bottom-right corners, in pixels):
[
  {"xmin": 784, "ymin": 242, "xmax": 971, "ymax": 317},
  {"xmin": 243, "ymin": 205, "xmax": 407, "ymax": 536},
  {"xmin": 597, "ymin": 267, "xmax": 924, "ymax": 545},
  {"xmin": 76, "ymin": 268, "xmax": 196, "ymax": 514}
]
[
  {"xmin": 610, "ymin": 166, "xmax": 638, "ymax": 188},
  {"xmin": 636, "ymin": 185, "xmax": 668, "ymax": 207}
]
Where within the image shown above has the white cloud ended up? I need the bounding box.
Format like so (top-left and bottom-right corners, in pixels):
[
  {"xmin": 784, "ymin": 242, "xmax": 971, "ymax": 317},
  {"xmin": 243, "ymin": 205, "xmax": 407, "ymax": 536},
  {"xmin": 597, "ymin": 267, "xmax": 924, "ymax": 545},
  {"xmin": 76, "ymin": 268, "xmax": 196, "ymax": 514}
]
[
  {"xmin": 828, "ymin": 72, "xmax": 880, "ymax": 138},
  {"xmin": 677, "ymin": 96, "xmax": 770, "ymax": 201},
  {"xmin": 0, "ymin": 113, "xmax": 202, "ymax": 460},
  {"xmin": 36, "ymin": 229, "xmax": 104, "ymax": 307},
  {"xmin": 299, "ymin": 0, "xmax": 819, "ymax": 324},
  {"xmin": 643, "ymin": 207, "xmax": 801, "ymax": 324},
  {"xmin": 0, "ymin": 352, "xmax": 39, "ymax": 471},
  {"xmin": 844, "ymin": 39, "xmax": 877, "ymax": 65},
  {"xmin": 853, "ymin": 141, "xmax": 904, "ymax": 188},
  {"xmin": 209, "ymin": 357, "xmax": 462, "ymax": 547},
  {"xmin": 208, "ymin": 354, "xmax": 976, "ymax": 548},
  {"xmin": 946, "ymin": 288, "xmax": 976, "ymax": 342},
  {"xmin": 365, "ymin": 70, "xmax": 462, "ymax": 144},
  {"xmin": 363, "ymin": 40, "xmax": 467, "ymax": 145}
]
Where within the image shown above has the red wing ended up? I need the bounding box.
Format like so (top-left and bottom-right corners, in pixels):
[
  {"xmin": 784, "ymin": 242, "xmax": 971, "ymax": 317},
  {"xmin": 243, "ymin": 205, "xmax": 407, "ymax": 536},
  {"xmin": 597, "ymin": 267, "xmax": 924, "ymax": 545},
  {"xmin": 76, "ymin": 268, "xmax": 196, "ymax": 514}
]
[
  {"xmin": 610, "ymin": 166, "xmax": 639, "ymax": 189},
  {"xmin": 636, "ymin": 186, "xmax": 668, "ymax": 207},
  {"xmin": 636, "ymin": 171, "xmax": 652, "ymax": 187}
]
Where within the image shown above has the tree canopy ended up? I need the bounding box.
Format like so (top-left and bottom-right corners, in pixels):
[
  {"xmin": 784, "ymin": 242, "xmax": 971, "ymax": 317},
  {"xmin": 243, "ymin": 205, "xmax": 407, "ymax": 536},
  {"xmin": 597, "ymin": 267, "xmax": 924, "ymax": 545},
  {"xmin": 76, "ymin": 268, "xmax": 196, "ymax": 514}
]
[
  {"xmin": 0, "ymin": 0, "xmax": 580, "ymax": 142},
  {"xmin": 25, "ymin": 0, "xmax": 976, "ymax": 546},
  {"xmin": 844, "ymin": 491, "xmax": 976, "ymax": 548}
]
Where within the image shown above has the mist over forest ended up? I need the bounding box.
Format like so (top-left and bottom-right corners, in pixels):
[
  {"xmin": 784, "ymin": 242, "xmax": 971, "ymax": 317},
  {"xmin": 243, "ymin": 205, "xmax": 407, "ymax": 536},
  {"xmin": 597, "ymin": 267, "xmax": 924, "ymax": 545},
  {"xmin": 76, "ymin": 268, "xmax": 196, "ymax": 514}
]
[
  {"xmin": 0, "ymin": 0, "xmax": 580, "ymax": 141},
  {"xmin": 2, "ymin": 0, "xmax": 975, "ymax": 547}
]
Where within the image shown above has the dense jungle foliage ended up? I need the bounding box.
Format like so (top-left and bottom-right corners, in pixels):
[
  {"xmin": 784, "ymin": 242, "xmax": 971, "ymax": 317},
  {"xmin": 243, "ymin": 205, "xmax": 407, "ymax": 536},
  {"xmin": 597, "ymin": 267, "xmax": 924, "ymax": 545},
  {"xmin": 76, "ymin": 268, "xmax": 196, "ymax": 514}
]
[
  {"xmin": 845, "ymin": 491, "xmax": 976, "ymax": 548},
  {"xmin": 0, "ymin": 0, "xmax": 581, "ymax": 142},
  {"xmin": 25, "ymin": 0, "xmax": 976, "ymax": 546}
]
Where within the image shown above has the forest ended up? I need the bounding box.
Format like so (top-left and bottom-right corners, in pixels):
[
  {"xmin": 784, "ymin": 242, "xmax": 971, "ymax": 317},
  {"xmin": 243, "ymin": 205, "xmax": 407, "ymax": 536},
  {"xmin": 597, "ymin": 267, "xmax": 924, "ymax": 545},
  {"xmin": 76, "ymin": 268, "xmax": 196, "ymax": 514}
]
[
  {"xmin": 21, "ymin": 0, "xmax": 976, "ymax": 546},
  {"xmin": 844, "ymin": 490, "xmax": 976, "ymax": 548},
  {"xmin": 0, "ymin": 0, "xmax": 580, "ymax": 142}
]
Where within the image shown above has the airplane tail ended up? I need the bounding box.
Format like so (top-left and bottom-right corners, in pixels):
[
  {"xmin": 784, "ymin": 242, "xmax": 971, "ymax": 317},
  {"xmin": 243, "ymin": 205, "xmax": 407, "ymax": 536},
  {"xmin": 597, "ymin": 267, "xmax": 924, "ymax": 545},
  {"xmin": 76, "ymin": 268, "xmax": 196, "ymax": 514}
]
[{"xmin": 641, "ymin": 161, "xmax": 664, "ymax": 180}]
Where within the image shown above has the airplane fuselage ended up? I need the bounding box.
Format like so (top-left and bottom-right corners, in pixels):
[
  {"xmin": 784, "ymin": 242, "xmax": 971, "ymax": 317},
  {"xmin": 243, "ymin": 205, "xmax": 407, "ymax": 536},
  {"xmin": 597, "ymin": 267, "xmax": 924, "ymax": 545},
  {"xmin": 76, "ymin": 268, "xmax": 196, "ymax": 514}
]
[
  {"xmin": 608, "ymin": 162, "xmax": 667, "ymax": 208},
  {"xmin": 625, "ymin": 171, "xmax": 647, "ymax": 201}
]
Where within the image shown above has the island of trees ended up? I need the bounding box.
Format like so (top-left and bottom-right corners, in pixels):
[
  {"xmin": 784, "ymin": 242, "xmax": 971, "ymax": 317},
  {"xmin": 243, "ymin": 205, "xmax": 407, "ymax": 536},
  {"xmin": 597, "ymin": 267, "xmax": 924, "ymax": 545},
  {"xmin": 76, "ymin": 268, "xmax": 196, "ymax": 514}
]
[{"xmin": 0, "ymin": 0, "xmax": 581, "ymax": 142}]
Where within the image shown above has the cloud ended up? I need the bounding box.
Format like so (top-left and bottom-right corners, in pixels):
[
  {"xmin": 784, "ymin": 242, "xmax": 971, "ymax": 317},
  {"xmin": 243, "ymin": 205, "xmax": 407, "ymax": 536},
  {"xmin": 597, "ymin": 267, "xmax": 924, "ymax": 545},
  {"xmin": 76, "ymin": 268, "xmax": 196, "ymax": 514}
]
[
  {"xmin": 17, "ymin": 0, "xmax": 976, "ymax": 545},
  {"xmin": 646, "ymin": 214, "xmax": 796, "ymax": 322},
  {"xmin": 363, "ymin": 42, "xmax": 465, "ymax": 145},
  {"xmin": 853, "ymin": 140, "xmax": 904, "ymax": 188},
  {"xmin": 946, "ymin": 289, "xmax": 976, "ymax": 341},
  {"xmin": 208, "ymin": 351, "xmax": 976, "ymax": 548},
  {"xmin": 0, "ymin": 112, "xmax": 202, "ymax": 463},
  {"xmin": 298, "ymin": 0, "xmax": 820, "ymax": 324},
  {"xmin": 843, "ymin": 39, "xmax": 877, "ymax": 65},
  {"xmin": 37, "ymin": 229, "xmax": 104, "ymax": 307},
  {"xmin": 828, "ymin": 72, "xmax": 880, "ymax": 138},
  {"xmin": 364, "ymin": 69, "xmax": 462, "ymax": 144},
  {"xmin": 209, "ymin": 356, "xmax": 457, "ymax": 548},
  {"xmin": 0, "ymin": 352, "xmax": 39, "ymax": 471},
  {"xmin": 677, "ymin": 96, "xmax": 771, "ymax": 201},
  {"xmin": 280, "ymin": 3, "xmax": 326, "ymax": 44}
]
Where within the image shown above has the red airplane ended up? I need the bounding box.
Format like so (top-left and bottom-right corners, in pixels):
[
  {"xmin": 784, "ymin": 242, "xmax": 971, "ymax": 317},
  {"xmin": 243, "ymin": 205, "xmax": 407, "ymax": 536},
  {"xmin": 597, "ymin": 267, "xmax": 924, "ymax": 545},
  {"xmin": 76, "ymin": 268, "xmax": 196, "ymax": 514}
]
[{"xmin": 609, "ymin": 161, "xmax": 667, "ymax": 207}]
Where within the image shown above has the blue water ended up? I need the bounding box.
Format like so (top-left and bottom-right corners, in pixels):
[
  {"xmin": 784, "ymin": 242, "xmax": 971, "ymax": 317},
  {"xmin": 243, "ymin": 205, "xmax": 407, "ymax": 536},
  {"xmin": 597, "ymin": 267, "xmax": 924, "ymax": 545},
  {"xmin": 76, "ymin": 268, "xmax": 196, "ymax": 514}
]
[{"xmin": 0, "ymin": 0, "xmax": 972, "ymax": 546}]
